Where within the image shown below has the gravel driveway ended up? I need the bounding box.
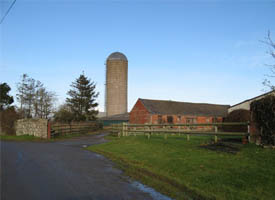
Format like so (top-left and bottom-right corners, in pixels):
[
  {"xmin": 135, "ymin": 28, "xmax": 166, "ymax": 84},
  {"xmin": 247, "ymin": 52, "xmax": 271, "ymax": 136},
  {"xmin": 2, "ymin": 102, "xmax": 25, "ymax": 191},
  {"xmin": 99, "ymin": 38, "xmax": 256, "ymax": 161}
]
[{"xmin": 0, "ymin": 133, "xmax": 169, "ymax": 200}]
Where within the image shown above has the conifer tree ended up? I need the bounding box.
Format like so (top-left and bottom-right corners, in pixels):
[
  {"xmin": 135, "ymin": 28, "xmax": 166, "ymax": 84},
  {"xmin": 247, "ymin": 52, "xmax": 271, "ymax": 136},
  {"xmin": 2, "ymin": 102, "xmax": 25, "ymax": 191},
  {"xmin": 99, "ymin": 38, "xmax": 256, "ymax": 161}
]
[
  {"xmin": 0, "ymin": 83, "xmax": 14, "ymax": 111},
  {"xmin": 66, "ymin": 73, "xmax": 99, "ymax": 121}
]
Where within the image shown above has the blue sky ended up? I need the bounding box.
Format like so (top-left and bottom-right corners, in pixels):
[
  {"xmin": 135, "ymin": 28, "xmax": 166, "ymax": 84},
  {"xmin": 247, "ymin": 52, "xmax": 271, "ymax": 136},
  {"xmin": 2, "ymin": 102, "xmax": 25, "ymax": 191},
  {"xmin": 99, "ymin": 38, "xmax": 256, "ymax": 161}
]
[{"xmin": 1, "ymin": 0, "xmax": 275, "ymax": 111}]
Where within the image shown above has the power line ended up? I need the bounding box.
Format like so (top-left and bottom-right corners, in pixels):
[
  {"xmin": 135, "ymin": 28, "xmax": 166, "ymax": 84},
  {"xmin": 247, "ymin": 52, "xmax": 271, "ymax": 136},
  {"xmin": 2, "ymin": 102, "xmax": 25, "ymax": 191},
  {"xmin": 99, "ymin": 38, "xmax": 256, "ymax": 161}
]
[{"xmin": 0, "ymin": 0, "xmax": 17, "ymax": 24}]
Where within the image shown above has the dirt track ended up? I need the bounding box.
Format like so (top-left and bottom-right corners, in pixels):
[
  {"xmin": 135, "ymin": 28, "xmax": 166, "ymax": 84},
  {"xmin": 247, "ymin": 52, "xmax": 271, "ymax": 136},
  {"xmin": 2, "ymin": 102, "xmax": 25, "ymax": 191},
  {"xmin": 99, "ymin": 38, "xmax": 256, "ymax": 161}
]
[{"xmin": 0, "ymin": 133, "xmax": 168, "ymax": 200}]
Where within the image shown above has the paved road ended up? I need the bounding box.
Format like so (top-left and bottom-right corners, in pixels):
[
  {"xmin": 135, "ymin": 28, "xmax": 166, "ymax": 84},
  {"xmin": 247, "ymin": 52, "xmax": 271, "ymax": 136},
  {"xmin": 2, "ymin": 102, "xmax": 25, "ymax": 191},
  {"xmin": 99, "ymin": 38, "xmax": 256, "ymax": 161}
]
[{"xmin": 0, "ymin": 133, "xmax": 167, "ymax": 200}]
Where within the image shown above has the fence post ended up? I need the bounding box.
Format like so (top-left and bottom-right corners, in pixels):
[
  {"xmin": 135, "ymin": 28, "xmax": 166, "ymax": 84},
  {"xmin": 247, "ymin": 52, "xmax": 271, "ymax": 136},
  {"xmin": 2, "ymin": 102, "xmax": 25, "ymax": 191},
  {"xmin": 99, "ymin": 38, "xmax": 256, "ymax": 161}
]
[
  {"xmin": 214, "ymin": 126, "xmax": 218, "ymax": 143},
  {"xmin": 247, "ymin": 122, "xmax": 250, "ymax": 143},
  {"xmin": 116, "ymin": 124, "xmax": 121, "ymax": 138},
  {"xmin": 214, "ymin": 135, "xmax": 218, "ymax": 143},
  {"xmin": 187, "ymin": 134, "xmax": 190, "ymax": 141},
  {"xmin": 126, "ymin": 123, "xmax": 128, "ymax": 136},
  {"xmin": 122, "ymin": 123, "xmax": 125, "ymax": 137},
  {"xmin": 134, "ymin": 127, "xmax": 136, "ymax": 136}
]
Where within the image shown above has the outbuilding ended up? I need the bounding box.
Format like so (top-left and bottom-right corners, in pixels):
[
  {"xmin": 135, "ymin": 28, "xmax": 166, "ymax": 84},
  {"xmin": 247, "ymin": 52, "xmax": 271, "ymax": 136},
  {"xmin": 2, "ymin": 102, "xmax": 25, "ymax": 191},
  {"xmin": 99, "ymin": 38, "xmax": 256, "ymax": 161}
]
[
  {"xmin": 228, "ymin": 91, "xmax": 275, "ymax": 113},
  {"xmin": 130, "ymin": 98, "xmax": 230, "ymax": 124},
  {"xmin": 99, "ymin": 113, "xmax": 129, "ymax": 126}
]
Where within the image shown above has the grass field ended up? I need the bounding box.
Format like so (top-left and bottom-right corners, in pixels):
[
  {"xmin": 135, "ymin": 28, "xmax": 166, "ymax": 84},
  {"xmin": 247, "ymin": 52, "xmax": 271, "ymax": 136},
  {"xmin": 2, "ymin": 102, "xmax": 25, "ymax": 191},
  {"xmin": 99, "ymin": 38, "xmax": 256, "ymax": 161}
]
[
  {"xmin": 0, "ymin": 134, "xmax": 46, "ymax": 141},
  {"xmin": 87, "ymin": 135, "xmax": 275, "ymax": 200},
  {"xmin": 0, "ymin": 130, "xmax": 102, "ymax": 141}
]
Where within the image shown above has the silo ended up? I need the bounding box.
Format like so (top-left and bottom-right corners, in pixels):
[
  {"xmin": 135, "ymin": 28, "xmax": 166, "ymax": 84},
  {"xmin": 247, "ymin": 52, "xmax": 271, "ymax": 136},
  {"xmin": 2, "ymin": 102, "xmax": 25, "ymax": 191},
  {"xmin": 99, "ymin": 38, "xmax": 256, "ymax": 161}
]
[{"xmin": 105, "ymin": 52, "xmax": 128, "ymax": 116}]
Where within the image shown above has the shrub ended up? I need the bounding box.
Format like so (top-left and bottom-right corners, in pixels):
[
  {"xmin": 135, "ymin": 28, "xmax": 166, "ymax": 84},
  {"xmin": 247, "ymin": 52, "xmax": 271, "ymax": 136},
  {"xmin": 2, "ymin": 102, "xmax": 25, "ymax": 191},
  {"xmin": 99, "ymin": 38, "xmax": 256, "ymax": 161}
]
[
  {"xmin": 53, "ymin": 105, "xmax": 74, "ymax": 123},
  {"xmin": 250, "ymin": 94, "xmax": 275, "ymax": 145},
  {"xmin": 0, "ymin": 107, "xmax": 20, "ymax": 135},
  {"xmin": 222, "ymin": 109, "xmax": 250, "ymax": 132}
]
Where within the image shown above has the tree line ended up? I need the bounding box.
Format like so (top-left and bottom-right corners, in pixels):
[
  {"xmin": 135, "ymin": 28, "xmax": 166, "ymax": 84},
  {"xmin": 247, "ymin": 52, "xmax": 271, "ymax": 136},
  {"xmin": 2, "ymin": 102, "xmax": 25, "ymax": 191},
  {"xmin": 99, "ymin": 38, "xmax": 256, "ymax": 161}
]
[
  {"xmin": 0, "ymin": 72, "xmax": 99, "ymax": 134},
  {"xmin": 16, "ymin": 74, "xmax": 57, "ymax": 119}
]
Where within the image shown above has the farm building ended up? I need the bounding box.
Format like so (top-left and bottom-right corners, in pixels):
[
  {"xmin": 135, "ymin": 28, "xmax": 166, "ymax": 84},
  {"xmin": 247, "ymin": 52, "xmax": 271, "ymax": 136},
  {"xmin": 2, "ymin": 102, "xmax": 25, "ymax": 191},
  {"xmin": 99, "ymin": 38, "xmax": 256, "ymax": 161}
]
[
  {"xmin": 130, "ymin": 98, "xmax": 230, "ymax": 124},
  {"xmin": 228, "ymin": 90, "xmax": 275, "ymax": 113},
  {"xmin": 99, "ymin": 113, "xmax": 129, "ymax": 126}
]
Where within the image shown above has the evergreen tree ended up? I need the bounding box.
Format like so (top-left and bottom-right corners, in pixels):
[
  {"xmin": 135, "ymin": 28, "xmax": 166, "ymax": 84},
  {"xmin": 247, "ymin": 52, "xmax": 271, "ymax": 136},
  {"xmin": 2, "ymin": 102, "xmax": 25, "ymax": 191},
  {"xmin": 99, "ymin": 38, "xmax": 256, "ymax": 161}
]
[
  {"xmin": 0, "ymin": 83, "xmax": 14, "ymax": 111},
  {"xmin": 66, "ymin": 73, "xmax": 99, "ymax": 121}
]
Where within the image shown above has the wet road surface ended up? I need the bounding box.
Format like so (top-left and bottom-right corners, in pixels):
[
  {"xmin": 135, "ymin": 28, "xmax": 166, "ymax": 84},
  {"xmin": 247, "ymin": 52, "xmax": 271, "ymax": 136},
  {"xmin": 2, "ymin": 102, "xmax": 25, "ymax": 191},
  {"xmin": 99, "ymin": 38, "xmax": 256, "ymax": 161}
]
[{"xmin": 0, "ymin": 133, "xmax": 165, "ymax": 200}]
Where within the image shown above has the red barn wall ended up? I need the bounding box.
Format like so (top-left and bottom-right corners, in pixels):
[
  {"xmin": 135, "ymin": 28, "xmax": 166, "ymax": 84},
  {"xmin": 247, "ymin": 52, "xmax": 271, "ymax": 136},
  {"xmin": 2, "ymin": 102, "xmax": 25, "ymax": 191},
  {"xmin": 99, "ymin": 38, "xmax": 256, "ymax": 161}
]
[
  {"xmin": 129, "ymin": 100, "xmax": 151, "ymax": 124},
  {"xmin": 150, "ymin": 115, "xmax": 222, "ymax": 124},
  {"xmin": 130, "ymin": 99, "xmax": 224, "ymax": 125}
]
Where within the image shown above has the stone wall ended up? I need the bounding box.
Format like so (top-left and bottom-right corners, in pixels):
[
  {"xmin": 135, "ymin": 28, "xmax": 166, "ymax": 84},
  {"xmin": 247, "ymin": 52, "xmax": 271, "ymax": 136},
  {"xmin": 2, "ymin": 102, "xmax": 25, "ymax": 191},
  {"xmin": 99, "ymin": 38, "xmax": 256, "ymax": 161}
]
[{"xmin": 15, "ymin": 119, "xmax": 48, "ymax": 139}]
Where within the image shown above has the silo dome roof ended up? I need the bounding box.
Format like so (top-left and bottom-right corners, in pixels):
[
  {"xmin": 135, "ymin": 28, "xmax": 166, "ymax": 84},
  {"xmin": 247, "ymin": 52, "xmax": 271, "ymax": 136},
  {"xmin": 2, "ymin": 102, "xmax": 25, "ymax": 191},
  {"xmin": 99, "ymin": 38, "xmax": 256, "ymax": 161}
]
[{"xmin": 107, "ymin": 52, "xmax": 128, "ymax": 61}]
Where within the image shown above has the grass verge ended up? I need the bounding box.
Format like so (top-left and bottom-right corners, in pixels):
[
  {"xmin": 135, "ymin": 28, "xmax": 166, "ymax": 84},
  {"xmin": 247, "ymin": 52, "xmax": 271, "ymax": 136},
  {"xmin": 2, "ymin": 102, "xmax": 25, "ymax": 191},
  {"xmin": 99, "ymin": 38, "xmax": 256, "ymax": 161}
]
[
  {"xmin": 0, "ymin": 130, "xmax": 103, "ymax": 142},
  {"xmin": 87, "ymin": 135, "xmax": 275, "ymax": 200},
  {"xmin": 0, "ymin": 134, "xmax": 46, "ymax": 141}
]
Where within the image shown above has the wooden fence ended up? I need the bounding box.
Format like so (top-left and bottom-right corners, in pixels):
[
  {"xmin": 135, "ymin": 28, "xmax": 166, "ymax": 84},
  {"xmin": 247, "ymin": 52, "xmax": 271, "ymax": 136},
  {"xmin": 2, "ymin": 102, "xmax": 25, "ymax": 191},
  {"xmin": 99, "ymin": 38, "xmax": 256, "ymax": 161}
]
[
  {"xmin": 111, "ymin": 122, "xmax": 250, "ymax": 143},
  {"xmin": 50, "ymin": 122, "xmax": 100, "ymax": 138}
]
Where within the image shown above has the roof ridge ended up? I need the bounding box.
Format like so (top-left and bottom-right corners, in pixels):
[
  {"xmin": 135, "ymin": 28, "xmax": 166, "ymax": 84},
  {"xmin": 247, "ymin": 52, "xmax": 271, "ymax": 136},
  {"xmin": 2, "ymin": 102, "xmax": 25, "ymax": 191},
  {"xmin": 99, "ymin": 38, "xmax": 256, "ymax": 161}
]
[
  {"xmin": 138, "ymin": 98, "xmax": 229, "ymax": 117},
  {"xmin": 139, "ymin": 98, "xmax": 230, "ymax": 107},
  {"xmin": 230, "ymin": 90, "xmax": 275, "ymax": 108}
]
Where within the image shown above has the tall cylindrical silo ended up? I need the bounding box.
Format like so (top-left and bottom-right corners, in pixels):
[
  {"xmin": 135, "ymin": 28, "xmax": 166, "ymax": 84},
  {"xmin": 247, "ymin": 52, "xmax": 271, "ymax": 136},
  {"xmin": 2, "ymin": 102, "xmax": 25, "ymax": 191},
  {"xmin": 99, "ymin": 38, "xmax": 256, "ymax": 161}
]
[{"xmin": 105, "ymin": 52, "xmax": 128, "ymax": 116}]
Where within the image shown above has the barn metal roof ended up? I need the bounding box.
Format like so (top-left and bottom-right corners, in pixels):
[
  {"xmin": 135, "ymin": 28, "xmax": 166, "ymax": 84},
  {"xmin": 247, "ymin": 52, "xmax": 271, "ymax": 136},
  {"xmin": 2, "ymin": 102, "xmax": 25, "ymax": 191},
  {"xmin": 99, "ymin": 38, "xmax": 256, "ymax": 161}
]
[
  {"xmin": 99, "ymin": 113, "xmax": 129, "ymax": 121},
  {"xmin": 230, "ymin": 90, "xmax": 275, "ymax": 108},
  {"xmin": 107, "ymin": 52, "xmax": 128, "ymax": 61},
  {"xmin": 139, "ymin": 99, "xmax": 230, "ymax": 117}
]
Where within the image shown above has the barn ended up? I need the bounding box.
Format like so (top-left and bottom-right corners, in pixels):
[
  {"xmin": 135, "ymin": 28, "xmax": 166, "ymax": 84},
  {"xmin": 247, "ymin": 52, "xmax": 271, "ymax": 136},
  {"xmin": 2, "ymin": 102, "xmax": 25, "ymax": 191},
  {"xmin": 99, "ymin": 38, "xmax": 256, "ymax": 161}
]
[
  {"xmin": 228, "ymin": 90, "xmax": 275, "ymax": 113},
  {"xmin": 99, "ymin": 113, "xmax": 129, "ymax": 126},
  {"xmin": 130, "ymin": 98, "xmax": 230, "ymax": 124}
]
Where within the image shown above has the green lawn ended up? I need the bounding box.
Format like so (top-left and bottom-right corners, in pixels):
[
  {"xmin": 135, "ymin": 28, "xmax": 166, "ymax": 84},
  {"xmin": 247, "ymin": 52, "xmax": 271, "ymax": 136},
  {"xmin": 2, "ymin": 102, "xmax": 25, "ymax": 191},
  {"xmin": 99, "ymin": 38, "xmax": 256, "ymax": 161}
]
[
  {"xmin": 0, "ymin": 134, "xmax": 46, "ymax": 141},
  {"xmin": 87, "ymin": 135, "xmax": 275, "ymax": 200},
  {"xmin": 0, "ymin": 130, "xmax": 102, "ymax": 141}
]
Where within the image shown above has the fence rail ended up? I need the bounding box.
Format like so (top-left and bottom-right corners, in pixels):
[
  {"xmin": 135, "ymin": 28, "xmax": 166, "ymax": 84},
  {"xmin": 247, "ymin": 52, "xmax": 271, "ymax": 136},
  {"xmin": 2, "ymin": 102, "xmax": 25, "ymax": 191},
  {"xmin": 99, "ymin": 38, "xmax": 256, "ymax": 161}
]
[
  {"xmin": 111, "ymin": 122, "xmax": 250, "ymax": 143},
  {"xmin": 50, "ymin": 122, "xmax": 100, "ymax": 137}
]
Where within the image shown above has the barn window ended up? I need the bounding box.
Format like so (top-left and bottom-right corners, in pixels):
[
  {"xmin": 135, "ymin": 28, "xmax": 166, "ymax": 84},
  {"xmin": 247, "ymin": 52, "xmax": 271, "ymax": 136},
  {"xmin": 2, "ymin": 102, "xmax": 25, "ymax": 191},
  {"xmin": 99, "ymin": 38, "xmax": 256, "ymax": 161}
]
[
  {"xmin": 212, "ymin": 117, "xmax": 218, "ymax": 123},
  {"xmin": 186, "ymin": 118, "xmax": 197, "ymax": 124},
  {"xmin": 167, "ymin": 116, "xmax": 173, "ymax": 123},
  {"xmin": 158, "ymin": 115, "xmax": 162, "ymax": 124},
  {"xmin": 177, "ymin": 116, "xmax": 181, "ymax": 123}
]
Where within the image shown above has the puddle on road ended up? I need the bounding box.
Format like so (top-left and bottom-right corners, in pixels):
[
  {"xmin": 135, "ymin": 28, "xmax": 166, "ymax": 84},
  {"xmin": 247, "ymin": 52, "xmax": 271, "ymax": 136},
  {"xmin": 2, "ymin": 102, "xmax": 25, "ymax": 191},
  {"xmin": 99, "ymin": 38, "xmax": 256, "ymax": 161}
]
[
  {"xmin": 16, "ymin": 152, "xmax": 23, "ymax": 164},
  {"xmin": 94, "ymin": 154, "xmax": 104, "ymax": 159},
  {"xmin": 131, "ymin": 181, "xmax": 172, "ymax": 200}
]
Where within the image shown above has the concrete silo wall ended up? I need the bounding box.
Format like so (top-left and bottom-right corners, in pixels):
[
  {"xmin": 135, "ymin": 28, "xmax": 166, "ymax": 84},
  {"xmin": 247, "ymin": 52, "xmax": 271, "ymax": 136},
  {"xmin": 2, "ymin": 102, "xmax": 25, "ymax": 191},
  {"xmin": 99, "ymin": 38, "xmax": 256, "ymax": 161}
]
[{"xmin": 106, "ymin": 60, "xmax": 128, "ymax": 116}]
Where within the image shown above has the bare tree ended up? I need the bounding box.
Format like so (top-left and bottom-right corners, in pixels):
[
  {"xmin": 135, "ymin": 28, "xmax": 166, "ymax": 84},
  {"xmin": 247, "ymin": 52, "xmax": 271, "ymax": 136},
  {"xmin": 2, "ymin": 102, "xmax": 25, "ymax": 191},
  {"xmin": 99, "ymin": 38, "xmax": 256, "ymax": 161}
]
[
  {"xmin": 34, "ymin": 80, "xmax": 44, "ymax": 118},
  {"xmin": 261, "ymin": 31, "xmax": 275, "ymax": 91},
  {"xmin": 34, "ymin": 87, "xmax": 56, "ymax": 119},
  {"xmin": 16, "ymin": 74, "xmax": 37, "ymax": 118},
  {"xmin": 41, "ymin": 90, "xmax": 57, "ymax": 119},
  {"xmin": 16, "ymin": 74, "xmax": 57, "ymax": 118},
  {"xmin": 16, "ymin": 74, "xmax": 28, "ymax": 114}
]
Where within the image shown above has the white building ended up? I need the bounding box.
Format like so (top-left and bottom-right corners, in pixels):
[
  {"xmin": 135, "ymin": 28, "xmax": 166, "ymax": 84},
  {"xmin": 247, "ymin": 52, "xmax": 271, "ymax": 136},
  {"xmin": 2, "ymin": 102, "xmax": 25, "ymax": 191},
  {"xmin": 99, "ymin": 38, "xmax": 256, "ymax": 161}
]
[{"xmin": 228, "ymin": 91, "xmax": 275, "ymax": 113}]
